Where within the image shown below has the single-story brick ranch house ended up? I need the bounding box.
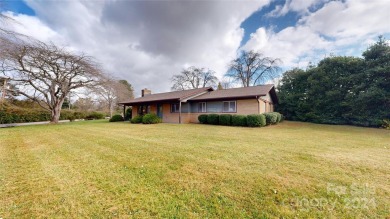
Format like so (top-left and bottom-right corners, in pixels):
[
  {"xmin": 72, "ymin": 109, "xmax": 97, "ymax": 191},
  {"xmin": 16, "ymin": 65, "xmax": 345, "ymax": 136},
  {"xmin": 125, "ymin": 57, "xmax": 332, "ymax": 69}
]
[{"xmin": 119, "ymin": 84, "xmax": 278, "ymax": 123}]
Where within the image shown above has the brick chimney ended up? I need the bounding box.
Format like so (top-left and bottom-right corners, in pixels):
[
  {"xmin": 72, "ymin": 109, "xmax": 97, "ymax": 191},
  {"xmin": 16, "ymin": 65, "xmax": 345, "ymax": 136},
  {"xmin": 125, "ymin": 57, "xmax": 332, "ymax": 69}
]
[{"xmin": 141, "ymin": 88, "xmax": 151, "ymax": 97}]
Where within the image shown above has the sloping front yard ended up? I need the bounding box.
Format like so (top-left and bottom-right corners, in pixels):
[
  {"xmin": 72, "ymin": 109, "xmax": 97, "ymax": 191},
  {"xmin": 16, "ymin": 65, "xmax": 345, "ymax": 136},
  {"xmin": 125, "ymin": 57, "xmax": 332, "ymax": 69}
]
[{"xmin": 0, "ymin": 120, "xmax": 389, "ymax": 218}]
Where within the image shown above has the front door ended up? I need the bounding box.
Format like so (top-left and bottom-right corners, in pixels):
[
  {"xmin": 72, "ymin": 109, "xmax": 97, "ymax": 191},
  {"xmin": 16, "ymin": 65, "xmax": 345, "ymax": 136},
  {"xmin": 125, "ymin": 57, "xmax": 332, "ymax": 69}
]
[{"xmin": 157, "ymin": 104, "xmax": 163, "ymax": 119}]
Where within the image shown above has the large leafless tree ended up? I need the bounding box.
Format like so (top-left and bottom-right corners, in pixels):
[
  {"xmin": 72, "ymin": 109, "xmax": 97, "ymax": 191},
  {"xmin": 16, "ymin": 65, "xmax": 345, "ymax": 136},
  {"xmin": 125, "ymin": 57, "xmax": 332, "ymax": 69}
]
[
  {"xmin": 0, "ymin": 39, "xmax": 103, "ymax": 123},
  {"xmin": 226, "ymin": 50, "xmax": 282, "ymax": 87},
  {"xmin": 171, "ymin": 66, "xmax": 218, "ymax": 90},
  {"xmin": 92, "ymin": 78, "xmax": 133, "ymax": 117}
]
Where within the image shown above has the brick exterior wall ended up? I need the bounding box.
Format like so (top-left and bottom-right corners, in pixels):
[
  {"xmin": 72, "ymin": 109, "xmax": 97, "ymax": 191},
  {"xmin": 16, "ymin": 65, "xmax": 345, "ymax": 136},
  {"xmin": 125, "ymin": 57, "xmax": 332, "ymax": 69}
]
[{"xmin": 130, "ymin": 97, "xmax": 274, "ymax": 123}]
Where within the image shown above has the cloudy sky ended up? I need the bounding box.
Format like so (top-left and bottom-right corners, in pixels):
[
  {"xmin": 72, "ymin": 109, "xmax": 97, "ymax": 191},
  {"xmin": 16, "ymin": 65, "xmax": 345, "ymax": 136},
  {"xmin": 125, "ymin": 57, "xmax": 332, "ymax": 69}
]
[{"xmin": 1, "ymin": 0, "xmax": 389, "ymax": 96}]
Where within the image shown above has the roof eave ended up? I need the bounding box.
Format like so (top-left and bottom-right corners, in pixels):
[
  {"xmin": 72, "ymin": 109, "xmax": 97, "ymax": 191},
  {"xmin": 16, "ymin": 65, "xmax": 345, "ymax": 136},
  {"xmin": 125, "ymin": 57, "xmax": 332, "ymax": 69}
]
[
  {"xmin": 119, "ymin": 98, "xmax": 180, "ymax": 105},
  {"xmin": 189, "ymin": 94, "xmax": 266, "ymax": 102}
]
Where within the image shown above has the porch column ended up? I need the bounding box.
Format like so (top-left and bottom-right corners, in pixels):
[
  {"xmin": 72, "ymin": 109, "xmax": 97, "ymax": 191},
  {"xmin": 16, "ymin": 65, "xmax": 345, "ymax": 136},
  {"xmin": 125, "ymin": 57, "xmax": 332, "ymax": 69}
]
[
  {"xmin": 179, "ymin": 101, "xmax": 182, "ymax": 124},
  {"xmin": 123, "ymin": 105, "xmax": 126, "ymax": 118}
]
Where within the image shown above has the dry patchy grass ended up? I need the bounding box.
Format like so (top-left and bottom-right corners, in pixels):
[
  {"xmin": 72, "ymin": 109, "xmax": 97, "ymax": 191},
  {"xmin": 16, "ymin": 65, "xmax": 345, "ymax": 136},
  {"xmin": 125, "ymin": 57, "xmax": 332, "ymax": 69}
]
[{"xmin": 0, "ymin": 120, "xmax": 389, "ymax": 218}]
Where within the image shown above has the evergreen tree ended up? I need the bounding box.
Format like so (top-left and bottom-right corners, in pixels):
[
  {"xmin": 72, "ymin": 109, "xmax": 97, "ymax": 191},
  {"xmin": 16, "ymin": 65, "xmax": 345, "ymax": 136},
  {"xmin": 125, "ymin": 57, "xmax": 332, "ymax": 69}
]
[{"xmin": 277, "ymin": 36, "xmax": 390, "ymax": 127}]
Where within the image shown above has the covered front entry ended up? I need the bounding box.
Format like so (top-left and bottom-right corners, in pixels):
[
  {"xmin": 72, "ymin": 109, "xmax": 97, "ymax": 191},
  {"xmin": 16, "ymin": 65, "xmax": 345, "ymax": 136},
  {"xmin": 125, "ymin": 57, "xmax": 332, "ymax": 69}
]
[{"xmin": 156, "ymin": 103, "xmax": 163, "ymax": 119}]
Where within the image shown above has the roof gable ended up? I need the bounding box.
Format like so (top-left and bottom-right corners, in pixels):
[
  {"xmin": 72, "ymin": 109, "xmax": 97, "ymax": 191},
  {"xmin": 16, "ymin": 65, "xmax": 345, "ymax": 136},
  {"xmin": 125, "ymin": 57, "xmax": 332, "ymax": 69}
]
[{"xmin": 190, "ymin": 84, "xmax": 277, "ymax": 102}]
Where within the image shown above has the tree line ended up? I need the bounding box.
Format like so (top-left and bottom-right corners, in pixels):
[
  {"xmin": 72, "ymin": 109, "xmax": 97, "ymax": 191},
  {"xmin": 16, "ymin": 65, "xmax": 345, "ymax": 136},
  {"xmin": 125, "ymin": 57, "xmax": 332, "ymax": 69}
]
[
  {"xmin": 0, "ymin": 12, "xmax": 134, "ymax": 123},
  {"xmin": 171, "ymin": 50, "xmax": 281, "ymax": 90},
  {"xmin": 277, "ymin": 36, "xmax": 390, "ymax": 127}
]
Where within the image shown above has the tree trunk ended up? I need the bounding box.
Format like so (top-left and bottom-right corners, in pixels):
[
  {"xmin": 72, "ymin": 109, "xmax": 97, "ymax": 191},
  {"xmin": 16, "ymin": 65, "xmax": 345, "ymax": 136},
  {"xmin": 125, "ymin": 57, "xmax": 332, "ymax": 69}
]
[
  {"xmin": 50, "ymin": 99, "xmax": 65, "ymax": 123},
  {"xmin": 109, "ymin": 101, "xmax": 113, "ymax": 117},
  {"xmin": 50, "ymin": 106, "xmax": 61, "ymax": 123}
]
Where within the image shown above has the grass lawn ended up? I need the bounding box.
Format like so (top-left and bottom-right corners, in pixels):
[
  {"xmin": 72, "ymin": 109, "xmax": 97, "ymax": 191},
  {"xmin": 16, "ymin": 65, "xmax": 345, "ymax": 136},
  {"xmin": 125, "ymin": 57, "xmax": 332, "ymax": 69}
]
[{"xmin": 0, "ymin": 120, "xmax": 389, "ymax": 218}]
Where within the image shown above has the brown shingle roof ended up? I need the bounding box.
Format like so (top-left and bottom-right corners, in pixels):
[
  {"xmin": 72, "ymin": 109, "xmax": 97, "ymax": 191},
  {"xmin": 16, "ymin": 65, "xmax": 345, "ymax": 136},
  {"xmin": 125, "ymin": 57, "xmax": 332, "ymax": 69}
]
[
  {"xmin": 119, "ymin": 87, "xmax": 213, "ymax": 105},
  {"xmin": 119, "ymin": 84, "xmax": 278, "ymax": 105},
  {"xmin": 191, "ymin": 84, "xmax": 276, "ymax": 101}
]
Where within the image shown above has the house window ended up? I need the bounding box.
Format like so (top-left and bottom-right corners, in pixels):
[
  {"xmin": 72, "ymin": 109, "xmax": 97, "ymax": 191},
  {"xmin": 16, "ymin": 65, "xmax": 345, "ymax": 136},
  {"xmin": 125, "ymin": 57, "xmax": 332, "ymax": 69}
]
[
  {"xmin": 171, "ymin": 103, "xmax": 180, "ymax": 113},
  {"xmin": 223, "ymin": 101, "xmax": 236, "ymax": 112},
  {"xmin": 138, "ymin": 105, "xmax": 150, "ymax": 115},
  {"xmin": 198, "ymin": 102, "xmax": 206, "ymax": 113}
]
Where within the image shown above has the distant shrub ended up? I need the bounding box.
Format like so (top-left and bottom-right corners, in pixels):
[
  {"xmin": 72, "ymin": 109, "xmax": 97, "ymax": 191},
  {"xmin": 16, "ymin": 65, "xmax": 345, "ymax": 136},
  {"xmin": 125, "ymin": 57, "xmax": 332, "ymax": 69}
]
[
  {"xmin": 142, "ymin": 113, "xmax": 162, "ymax": 124},
  {"xmin": 85, "ymin": 111, "xmax": 105, "ymax": 120},
  {"xmin": 207, "ymin": 114, "xmax": 219, "ymax": 125},
  {"xmin": 109, "ymin": 114, "xmax": 124, "ymax": 122},
  {"xmin": 231, "ymin": 115, "xmax": 247, "ymax": 126},
  {"xmin": 67, "ymin": 115, "xmax": 76, "ymax": 122},
  {"xmin": 219, "ymin": 114, "xmax": 232, "ymax": 126},
  {"xmin": 0, "ymin": 107, "xmax": 50, "ymax": 123},
  {"xmin": 130, "ymin": 115, "xmax": 143, "ymax": 124},
  {"xmin": 198, "ymin": 114, "xmax": 208, "ymax": 124},
  {"xmin": 0, "ymin": 104, "xmax": 93, "ymax": 124},
  {"xmin": 263, "ymin": 112, "xmax": 278, "ymax": 125},
  {"xmin": 382, "ymin": 119, "xmax": 390, "ymax": 130},
  {"xmin": 247, "ymin": 114, "xmax": 266, "ymax": 127},
  {"xmin": 73, "ymin": 111, "xmax": 86, "ymax": 120}
]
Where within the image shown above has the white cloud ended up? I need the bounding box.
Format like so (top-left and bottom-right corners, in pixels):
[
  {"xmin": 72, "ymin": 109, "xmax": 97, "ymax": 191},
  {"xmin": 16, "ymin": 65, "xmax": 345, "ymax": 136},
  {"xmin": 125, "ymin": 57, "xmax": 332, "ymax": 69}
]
[
  {"xmin": 1, "ymin": 11, "xmax": 62, "ymax": 42},
  {"xmin": 301, "ymin": 0, "xmax": 390, "ymax": 38},
  {"xmin": 245, "ymin": 0, "xmax": 390, "ymax": 70},
  {"xmin": 5, "ymin": 0, "xmax": 271, "ymax": 95},
  {"xmin": 3, "ymin": 0, "xmax": 389, "ymax": 95},
  {"xmin": 243, "ymin": 26, "xmax": 330, "ymax": 68}
]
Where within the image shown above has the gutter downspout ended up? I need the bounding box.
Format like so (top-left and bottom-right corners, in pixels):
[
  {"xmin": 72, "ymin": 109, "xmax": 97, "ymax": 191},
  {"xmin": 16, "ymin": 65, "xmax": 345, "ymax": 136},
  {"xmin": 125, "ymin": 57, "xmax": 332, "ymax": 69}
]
[{"xmin": 256, "ymin": 96, "xmax": 260, "ymax": 114}]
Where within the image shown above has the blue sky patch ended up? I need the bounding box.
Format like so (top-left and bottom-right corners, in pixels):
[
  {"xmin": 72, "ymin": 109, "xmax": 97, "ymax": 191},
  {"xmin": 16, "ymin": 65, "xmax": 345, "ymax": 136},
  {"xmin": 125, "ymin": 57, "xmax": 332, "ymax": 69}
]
[
  {"xmin": 240, "ymin": 0, "xmax": 300, "ymax": 45},
  {"xmin": 1, "ymin": 0, "xmax": 35, "ymax": 15}
]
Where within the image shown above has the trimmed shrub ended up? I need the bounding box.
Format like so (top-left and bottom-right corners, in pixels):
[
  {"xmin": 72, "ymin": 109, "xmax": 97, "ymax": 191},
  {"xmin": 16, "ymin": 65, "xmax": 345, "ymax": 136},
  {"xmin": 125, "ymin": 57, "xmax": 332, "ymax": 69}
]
[
  {"xmin": 142, "ymin": 113, "xmax": 162, "ymax": 124},
  {"xmin": 207, "ymin": 114, "xmax": 219, "ymax": 125},
  {"xmin": 1, "ymin": 104, "xmax": 46, "ymax": 123},
  {"xmin": 0, "ymin": 103, "xmax": 95, "ymax": 124},
  {"xmin": 130, "ymin": 115, "xmax": 143, "ymax": 124},
  {"xmin": 109, "ymin": 114, "xmax": 124, "ymax": 122},
  {"xmin": 198, "ymin": 114, "xmax": 208, "ymax": 124},
  {"xmin": 219, "ymin": 114, "xmax": 232, "ymax": 126},
  {"xmin": 275, "ymin": 112, "xmax": 282, "ymax": 123},
  {"xmin": 247, "ymin": 114, "xmax": 266, "ymax": 127},
  {"xmin": 231, "ymin": 115, "xmax": 247, "ymax": 126},
  {"xmin": 263, "ymin": 112, "xmax": 278, "ymax": 125}
]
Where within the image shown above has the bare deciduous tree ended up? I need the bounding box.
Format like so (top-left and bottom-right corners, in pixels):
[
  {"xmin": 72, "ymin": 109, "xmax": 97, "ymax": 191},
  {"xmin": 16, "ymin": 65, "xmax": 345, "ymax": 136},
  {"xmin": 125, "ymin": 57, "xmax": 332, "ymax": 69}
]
[
  {"xmin": 92, "ymin": 78, "xmax": 133, "ymax": 117},
  {"xmin": 0, "ymin": 40, "xmax": 103, "ymax": 123},
  {"xmin": 117, "ymin": 79, "xmax": 134, "ymax": 102},
  {"xmin": 73, "ymin": 97, "xmax": 97, "ymax": 111},
  {"xmin": 171, "ymin": 66, "xmax": 218, "ymax": 90},
  {"xmin": 226, "ymin": 50, "xmax": 282, "ymax": 87}
]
